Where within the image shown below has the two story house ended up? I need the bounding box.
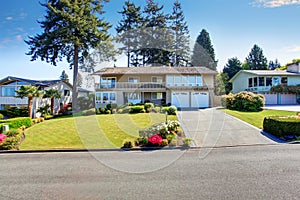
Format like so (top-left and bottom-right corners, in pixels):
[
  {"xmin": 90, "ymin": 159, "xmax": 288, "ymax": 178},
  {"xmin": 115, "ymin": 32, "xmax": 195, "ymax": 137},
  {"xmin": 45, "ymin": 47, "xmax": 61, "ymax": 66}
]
[
  {"xmin": 230, "ymin": 63, "xmax": 300, "ymax": 105},
  {"xmin": 0, "ymin": 76, "xmax": 72, "ymax": 116},
  {"xmin": 93, "ymin": 66, "xmax": 217, "ymax": 109}
]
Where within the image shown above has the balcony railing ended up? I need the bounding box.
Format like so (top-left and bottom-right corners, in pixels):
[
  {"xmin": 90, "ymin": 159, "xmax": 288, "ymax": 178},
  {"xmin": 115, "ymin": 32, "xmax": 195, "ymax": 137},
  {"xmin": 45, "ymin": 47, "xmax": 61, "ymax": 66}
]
[
  {"xmin": 95, "ymin": 82, "xmax": 166, "ymax": 90},
  {"xmin": 245, "ymin": 86, "xmax": 272, "ymax": 92}
]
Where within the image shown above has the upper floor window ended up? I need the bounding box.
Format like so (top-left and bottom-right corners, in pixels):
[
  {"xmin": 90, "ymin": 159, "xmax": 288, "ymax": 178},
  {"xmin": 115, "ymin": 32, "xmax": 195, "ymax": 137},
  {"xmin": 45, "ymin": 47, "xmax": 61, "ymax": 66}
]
[
  {"xmin": 100, "ymin": 77, "xmax": 116, "ymax": 89},
  {"xmin": 248, "ymin": 78, "xmax": 253, "ymax": 87},
  {"xmin": 259, "ymin": 77, "xmax": 265, "ymax": 86},
  {"xmin": 266, "ymin": 77, "xmax": 272, "ymax": 86},
  {"xmin": 152, "ymin": 76, "xmax": 163, "ymax": 83},
  {"xmin": 128, "ymin": 77, "xmax": 139, "ymax": 83},
  {"xmin": 281, "ymin": 77, "xmax": 287, "ymax": 85},
  {"xmin": 167, "ymin": 75, "xmax": 202, "ymax": 87},
  {"xmin": 1, "ymin": 87, "xmax": 15, "ymax": 97}
]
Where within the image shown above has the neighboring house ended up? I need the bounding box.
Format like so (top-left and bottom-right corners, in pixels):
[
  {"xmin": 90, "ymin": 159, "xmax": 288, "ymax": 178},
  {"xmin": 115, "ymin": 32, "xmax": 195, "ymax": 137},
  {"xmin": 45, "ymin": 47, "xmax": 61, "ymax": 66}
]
[
  {"xmin": 0, "ymin": 76, "xmax": 72, "ymax": 116},
  {"xmin": 78, "ymin": 87, "xmax": 92, "ymax": 97},
  {"xmin": 230, "ymin": 63, "xmax": 300, "ymax": 105},
  {"xmin": 93, "ymin": 66, "xmax": 217, "ymax": 109}
]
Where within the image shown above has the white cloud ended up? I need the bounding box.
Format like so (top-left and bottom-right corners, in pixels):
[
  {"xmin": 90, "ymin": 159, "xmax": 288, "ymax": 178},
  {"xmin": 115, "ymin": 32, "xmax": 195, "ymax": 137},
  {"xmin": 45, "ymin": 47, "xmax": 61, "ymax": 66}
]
[
  {"xmin": 283, "ymin": 45, "xmax": 300, "ymax": 52},
  {"xmin": 252, "ymin": 0, "xmax": 300, "ymax": 8},
  {"xmin": 6, "ymin": 16, "xmax": 13, "ymax": 21}
]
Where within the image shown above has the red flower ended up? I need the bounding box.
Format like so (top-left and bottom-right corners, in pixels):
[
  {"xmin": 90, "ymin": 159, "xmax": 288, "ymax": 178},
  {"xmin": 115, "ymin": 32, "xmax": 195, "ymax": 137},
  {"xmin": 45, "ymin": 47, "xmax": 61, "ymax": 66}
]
[
  {"xmin": 148, "ymin": 134, "xmax": 162, "ymax": 145},
  {"xmin": 0, "ymin": 134, "xmax": 7, "ymax": 143}
]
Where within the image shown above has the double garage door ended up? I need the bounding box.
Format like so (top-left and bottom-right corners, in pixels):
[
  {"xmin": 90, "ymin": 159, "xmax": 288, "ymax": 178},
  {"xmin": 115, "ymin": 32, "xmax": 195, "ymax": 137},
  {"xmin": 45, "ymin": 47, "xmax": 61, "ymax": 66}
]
[
  {"xmin": 263, "ymin": 93, "xmax": 297, "ymax": 105},
  {"xmin": 171, "ymin": 92, "xmax": 209, "ymax": 108}
]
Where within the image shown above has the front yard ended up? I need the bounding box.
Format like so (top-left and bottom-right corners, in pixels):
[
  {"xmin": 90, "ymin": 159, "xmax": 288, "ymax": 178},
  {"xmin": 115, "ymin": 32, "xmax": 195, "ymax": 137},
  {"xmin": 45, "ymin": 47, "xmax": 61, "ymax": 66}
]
[
  {"xmin": 20, "ymin": 113, "xmax": 177, "ymax": 150},
  {"xmin": 225, "ymin": 109, "xmax": 297, "ymax": 129}
]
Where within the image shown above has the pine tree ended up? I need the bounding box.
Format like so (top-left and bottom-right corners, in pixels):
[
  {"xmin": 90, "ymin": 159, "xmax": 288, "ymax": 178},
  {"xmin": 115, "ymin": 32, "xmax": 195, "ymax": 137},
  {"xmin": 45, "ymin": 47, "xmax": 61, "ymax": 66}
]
[
  {"xmin": 170, "ymin": 0, "xmax": 190, "ymax": 66},
  {"xmin": 191, "ymin": 29, "xmax": 217, "ymax": 70},
  {"xmin": 223, "ymin": 57, "xmax": 242, "ymax": 80},
  {"xmin": 60, "ymin": 70, "xmax": 69, "ymax": 82},
  {"xmin": 268, "ymin": 59, "xmax": 281, "ymax": 70},
  {"xmin": 116, "ymin": 1, "xmax": 143, "ymax": 67},
  {"xmin": 245, "ymin": 44, "xmax": 268, "ymax": 70},
  {"xmin": 25, "ymin": 0, "xmax": 111, "ymax": 110}
]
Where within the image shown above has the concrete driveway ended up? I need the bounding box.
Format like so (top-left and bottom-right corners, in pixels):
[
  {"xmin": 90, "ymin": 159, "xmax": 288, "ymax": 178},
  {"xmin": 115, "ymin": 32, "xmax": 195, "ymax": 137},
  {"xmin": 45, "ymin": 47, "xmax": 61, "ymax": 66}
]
[
  {"xmin": 178, "ymin": 108, "xmax": 276, "ymax": 147},
  {"xmin": 263, "ymin": 105, "xmax": 300, "ymax": 112}
]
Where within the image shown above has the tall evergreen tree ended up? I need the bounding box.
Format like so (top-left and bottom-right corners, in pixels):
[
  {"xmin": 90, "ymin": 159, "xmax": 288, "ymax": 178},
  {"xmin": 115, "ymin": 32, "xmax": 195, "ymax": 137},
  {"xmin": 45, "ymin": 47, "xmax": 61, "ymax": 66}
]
[
  {"xmin": 268, "ymin": 59, "xmax": 281, "ymax": 70},
  {"xmin": 170, "ymin": 0, "xmax": 190, "ymax": 66},
  {"xmin": 25, "ymin": 0, "xmax": 111, "ymax": 110},
  {"xmin": 116, "ymin": 1, "xmax": 143, "ymax": 67},
  {"xmin": 191, "ymin": 29, "xmax": 217, "ymax": 70},
  {"xmin": 223, "ymin": 57, "xmax": 242, "ymax": 80},
  {"xmin": 60, "ymin": 70, "xmax": 69, "ymax": 82},
  {"xmin": 245, "ymin": 44, "xmax": 268, "ymax": 70},
  {"xmin": 142, "ymin": 0, "xmax": 172, "ymax": 66}
]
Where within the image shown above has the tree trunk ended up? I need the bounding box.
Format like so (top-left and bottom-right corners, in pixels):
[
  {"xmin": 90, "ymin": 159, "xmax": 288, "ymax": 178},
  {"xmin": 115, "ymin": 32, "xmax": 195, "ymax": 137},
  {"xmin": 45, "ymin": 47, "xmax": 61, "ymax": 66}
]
[
  {"xmin": 51, "ymin": 97, "xmax": 54, "ymax": 115},
  {"xmin": 28, "ymin": 97, "xmax": 33, "ymax": 118},
  {"xmin": 72, "ymin": 45, "xmax": 79, "ymax": 113}
]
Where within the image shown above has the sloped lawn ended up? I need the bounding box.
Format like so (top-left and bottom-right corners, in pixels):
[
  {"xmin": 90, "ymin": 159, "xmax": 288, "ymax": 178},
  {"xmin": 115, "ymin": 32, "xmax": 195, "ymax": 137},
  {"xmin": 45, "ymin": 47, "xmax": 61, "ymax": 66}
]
[
  {"xmin": 20, "ymin": 113, "xmax": 177, "ymax": 150},
  {"xmin": 225, "ymin": 109, "xmax": 297, "ymax": 129}
]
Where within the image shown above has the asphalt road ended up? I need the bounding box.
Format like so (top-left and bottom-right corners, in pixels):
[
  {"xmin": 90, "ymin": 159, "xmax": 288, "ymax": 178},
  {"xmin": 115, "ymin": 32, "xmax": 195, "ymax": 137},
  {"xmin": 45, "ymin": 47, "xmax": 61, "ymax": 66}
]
[{"xmin": 0, "ymin": 144, "xmax": 299, "ymax": 200}]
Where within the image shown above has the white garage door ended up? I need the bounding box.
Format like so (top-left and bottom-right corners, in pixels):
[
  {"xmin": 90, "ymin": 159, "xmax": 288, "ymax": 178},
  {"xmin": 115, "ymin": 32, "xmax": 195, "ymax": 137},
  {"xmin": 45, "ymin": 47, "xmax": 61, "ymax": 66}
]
[
  {"xmin": 263, "ymin": 93, "xmax": 278, "ymax": 105},
  {"xmin": 280, "ymin": 94, "xmax": 296, "ymax": 105},
  {"xmin": 172, "ymin": 92, "xmax": 189, "ymax": 108},
  {"xmin": 191, "ymin": 92, "xmax": 209, "ymax": 108}
]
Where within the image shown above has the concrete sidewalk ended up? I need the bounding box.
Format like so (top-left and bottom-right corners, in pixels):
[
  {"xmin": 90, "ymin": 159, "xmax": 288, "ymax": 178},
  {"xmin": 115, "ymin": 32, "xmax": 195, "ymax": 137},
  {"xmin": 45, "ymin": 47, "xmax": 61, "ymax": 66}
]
[
  {"xmin": 263, "ymin": 105, "xmax": 300, "ymax": 112},
  {"xmin": 178, "ymin": 108, "xmax": 276, "ymax": 147}
]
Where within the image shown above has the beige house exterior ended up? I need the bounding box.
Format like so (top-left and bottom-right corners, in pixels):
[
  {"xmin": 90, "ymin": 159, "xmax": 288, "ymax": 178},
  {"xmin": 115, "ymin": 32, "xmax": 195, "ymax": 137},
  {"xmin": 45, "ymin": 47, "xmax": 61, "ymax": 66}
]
[
  {"xmin": 230, "ymin": 63, "xmax": 300, "ymax": 105},
  {"xmin": 93, "ymin": 66, "xmax": 217, "ymax": 109}
]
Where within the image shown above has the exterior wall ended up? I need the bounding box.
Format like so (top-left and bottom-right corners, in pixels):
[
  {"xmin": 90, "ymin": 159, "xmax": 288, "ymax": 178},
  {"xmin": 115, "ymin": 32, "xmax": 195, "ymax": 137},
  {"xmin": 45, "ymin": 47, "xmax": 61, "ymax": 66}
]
[
  {"xmin": 232, "ymin": 73, "xmax": 250, "ymax": 93},
  {"xmin": 287, "ymin": 63, "xmax": 300, "ymax": 73},
  {"xmin": 202, "ymin": 74, "xmax": 214, "ymax": 88}
]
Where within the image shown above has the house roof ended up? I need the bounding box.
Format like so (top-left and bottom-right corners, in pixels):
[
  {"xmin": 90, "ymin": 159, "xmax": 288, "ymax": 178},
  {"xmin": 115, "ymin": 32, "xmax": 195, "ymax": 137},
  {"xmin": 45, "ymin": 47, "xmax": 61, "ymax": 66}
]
[
  {"xmin": 229, "ymin": 70, "xmax": 300, "ymax": 83},
  {"xmin": 0, "ymin": 76, "xmax": 73, "ymax": 88},
  {"xmin": 93, "ymin": 66, "xmax": 217, "ymax": 76}
]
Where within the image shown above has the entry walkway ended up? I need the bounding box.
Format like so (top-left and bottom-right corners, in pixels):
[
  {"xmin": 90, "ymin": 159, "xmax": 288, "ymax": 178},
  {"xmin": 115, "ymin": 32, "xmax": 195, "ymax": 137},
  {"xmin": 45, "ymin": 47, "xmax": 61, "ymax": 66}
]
[{"xmin": 178, "ymin": 108, "xmax": 276, "ymax": 147}]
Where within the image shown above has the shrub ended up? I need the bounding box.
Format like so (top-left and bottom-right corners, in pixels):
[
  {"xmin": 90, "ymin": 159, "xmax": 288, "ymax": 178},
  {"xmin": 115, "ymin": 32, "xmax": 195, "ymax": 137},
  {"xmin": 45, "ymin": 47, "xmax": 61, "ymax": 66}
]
[
  {"xmin": 0, "ymin": 135, "xmax": 21, "ymax": 150},
  {"xmin": 1, "ymin": 117, "xmax": 32, "ymax": 129},
  {"xmin": 222, "ymin": 92, "xmax": 264, "ymax": 112},
  {"xmin": 122, "ymin": 106, "xmax": 131, "ymax": 114},
  {"xmin": 176, "ymin": 129, "xmax": 184, "ymax": 137},
  {"xmin": 148, "ymin": 134, "xmax": 163, "ymax": 146},
  {"xmin": 168, "ymin": 106, "xmax": 177, "ymax": 115},
  {"xmin": 153, "ymin": 107, "xmax": 161, "ymax": 113},
  {"xmin": 144, "ymin": 103, "xmax": 154, "ymax": 113},
  {"xmin": 263, "ymin": 116, "xmax": 300, "ymax": 138},
  {"xmin": 0, "ymin": 113, "xmax": 3, "ymax": 120},
  {"xmin": 135, "ymin": 137, "xmax": 148, "ymax": 146},
  {"xmin": 117, "ymin": 109, "xmax": 123, "ymax": 114},
  {"xmin": 129, "ymin": 106, "xmax": 144, "ymax": 114},
  {"xmin": 4, "ymin": 106, "xmax": 28, "ymax": 118},
  {"xmin": 122, "ymin": 140, "xmax": 133, "ymax": 148},
  {"xmin": 161, "ymin": 139, "xmax": 169, "ymax": 146},
  {"xmin": 106, "ymin": 110, "xmax": 111, "ymax": 114},
  {"xmin": 182, "ymin": 138, "xmax": 193, "ymax": 147},
  {"xmin": 169, "ymin": 139, "xmax": 177, "ymax": 146}
]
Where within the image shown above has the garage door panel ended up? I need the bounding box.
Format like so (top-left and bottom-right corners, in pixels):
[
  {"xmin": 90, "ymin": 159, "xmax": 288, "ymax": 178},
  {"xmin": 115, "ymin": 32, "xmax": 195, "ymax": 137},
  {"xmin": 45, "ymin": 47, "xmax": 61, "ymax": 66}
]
[
  {"xmin": 172, "ymin": 92, "xmax": 189, "ymax": 108},
  {"xmin": 263, "ymin": 93, "xmax": 277, "ymax": 105},
  {"xmin": 191, "ymin": 92, "xmax": 209, "ymax": 108},
  {"xmin": 281, "ymin": 94, "xmax": 296, "ymax": 105}
]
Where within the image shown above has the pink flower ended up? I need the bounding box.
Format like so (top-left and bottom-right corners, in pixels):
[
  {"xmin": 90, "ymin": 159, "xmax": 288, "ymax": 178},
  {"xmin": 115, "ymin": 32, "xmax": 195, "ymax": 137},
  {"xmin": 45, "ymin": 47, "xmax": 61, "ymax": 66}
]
[
  {"xmin": 148, "ymin": 134, "xmax": 163, "ymax": 145},
  {"xmin": 0, "ymin": 134, "xmax": 7, "ymax": 143}
]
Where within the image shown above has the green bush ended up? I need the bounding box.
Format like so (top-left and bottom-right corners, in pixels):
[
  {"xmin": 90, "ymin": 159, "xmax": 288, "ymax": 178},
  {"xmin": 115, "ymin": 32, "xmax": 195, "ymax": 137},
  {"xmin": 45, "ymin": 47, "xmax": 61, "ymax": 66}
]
[
  {"xmin": 121, "ymin": 106, "xmax": 131, "ymax": 114},
  {"xmin": 161, "ymin": 106, "xmax": 177, "ymax": 115},
  {"xmin": 0, "ymin": 117, "xmax": 32, "ymax": 129},
  {"xmin": 144, "ymin": 103, "xmax": 154, "ymax": 113},
  {"xmin": 153, "ymin": 107, "xmax": 161, "ymax": 113},
  {"xmin": 263, "ymin": 116, "xmax": 300, "ymax": 138},
  {"xmin": 161, "ymin": 139, "xmax": 169, "ymax": 146},
  {"xmin": 4, "ymin": 106, "xmax": 28, "ymax": 118},
  {"xmin": 182, "ymin": 138, "xmax": 193, "ymax": 147},
  {"xmin": 222, "ymin": 92, "xmax": 264, "ymax": 112},
  {"xmin": 0, "ymin": 135, "xmax": 21, "ymax": 150},
  {"xmin": 0, "ymin": 113, "xmax": 3, "ymax": 120},
  {"xmin": 122, "ymin": 140, "xmax": 133, "ymax": 148},
  {"xmin": 129, "ymin": 106, "xmax": 144, "ymax": 114}
]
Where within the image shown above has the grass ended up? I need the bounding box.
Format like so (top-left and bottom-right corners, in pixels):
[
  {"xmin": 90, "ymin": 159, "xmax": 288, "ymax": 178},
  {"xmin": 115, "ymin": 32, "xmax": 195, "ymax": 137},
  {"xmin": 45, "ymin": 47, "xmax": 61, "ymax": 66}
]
[
  {"xmin": 225, "ymin": 109, "xmax": 297, "ymax": 129},
  {"xmin": 20, "ymin": 113, "xmax": 177, "ymax": 150}
]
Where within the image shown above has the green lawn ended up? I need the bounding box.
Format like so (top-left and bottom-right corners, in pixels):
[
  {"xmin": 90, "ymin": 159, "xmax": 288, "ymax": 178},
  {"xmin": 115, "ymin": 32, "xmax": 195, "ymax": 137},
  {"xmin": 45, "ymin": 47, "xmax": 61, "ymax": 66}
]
[
  {"xmin": 20, "ymin": 113, "xmax": 177, "ymax": 150},
  {"xmin": 225, "ymin": 109, "xmax": 297, "ymax": 129}
]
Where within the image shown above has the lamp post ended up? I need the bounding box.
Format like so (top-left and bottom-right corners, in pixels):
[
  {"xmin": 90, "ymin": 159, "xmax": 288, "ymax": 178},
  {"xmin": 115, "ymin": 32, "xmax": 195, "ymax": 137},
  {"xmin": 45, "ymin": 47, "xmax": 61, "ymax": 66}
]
[{"xmin": 165, "ymin": 111, "xmax": 168, "ymax": 125}]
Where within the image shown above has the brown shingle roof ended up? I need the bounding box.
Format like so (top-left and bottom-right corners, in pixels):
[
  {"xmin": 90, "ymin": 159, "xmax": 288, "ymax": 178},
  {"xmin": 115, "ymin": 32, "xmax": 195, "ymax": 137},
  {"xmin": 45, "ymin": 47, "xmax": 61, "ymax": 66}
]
[{"xmin": 93, "ymin": 66, "xmax": 217, "ymax": 76}]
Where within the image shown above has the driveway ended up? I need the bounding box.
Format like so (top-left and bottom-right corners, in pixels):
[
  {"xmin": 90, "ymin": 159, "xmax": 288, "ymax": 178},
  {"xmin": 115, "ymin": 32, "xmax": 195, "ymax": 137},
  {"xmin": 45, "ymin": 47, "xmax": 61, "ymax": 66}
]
[{"xmin": 178, "ymin": 108, "xmax": 276, "ymax": 147}]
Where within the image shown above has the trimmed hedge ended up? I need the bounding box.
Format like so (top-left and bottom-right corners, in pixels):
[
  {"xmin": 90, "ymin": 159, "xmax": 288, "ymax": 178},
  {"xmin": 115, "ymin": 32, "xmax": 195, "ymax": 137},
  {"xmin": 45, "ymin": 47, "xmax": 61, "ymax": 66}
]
[
  {"xmin": 0, "ymin": 117, "xmax": 32, "ymax": 129},
  {"xmin": 263, "ymin": 116, "xmax": 300, "ymax": 137}
]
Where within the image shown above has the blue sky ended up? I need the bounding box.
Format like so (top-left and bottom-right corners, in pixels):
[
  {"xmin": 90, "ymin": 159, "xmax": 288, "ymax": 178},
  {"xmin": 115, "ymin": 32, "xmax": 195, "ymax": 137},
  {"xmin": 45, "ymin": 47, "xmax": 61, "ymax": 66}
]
[{"xmin": 1, "ymin": 0, "xmax": 300, "ymax": 80}]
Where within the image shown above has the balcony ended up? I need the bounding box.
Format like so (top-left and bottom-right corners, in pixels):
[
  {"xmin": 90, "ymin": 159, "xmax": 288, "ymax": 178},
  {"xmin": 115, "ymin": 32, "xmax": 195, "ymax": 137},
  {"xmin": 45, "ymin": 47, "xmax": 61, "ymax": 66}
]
[
  {"xmin": 245, "ymin": 86, "xmax": 272, "ymax": 92},
  {"xmin": 95, "ymin": 82, "xmax": 167, "ymax": 91}
]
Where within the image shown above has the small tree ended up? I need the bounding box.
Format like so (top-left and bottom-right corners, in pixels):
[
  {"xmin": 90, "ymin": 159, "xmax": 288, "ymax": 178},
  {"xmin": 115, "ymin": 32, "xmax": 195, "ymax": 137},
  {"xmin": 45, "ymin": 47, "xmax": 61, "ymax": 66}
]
[
  {"xmin": 15, "ymin": 86, "xmax": 43, "ymax": 118},
  {"xmin": 43, "ymin": 89, "xmax": 62, "ymax": 115},
  {"xmin": 246, "ymin": 44, "xmax": 268, "ymax": 70}
]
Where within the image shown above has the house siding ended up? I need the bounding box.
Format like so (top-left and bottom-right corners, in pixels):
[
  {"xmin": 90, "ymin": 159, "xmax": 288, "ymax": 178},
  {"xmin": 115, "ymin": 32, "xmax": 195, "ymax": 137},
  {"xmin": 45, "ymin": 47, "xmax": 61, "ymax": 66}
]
[{"xmin": 232, "ymin": 73, "xmax": 250, "ymax": 93}]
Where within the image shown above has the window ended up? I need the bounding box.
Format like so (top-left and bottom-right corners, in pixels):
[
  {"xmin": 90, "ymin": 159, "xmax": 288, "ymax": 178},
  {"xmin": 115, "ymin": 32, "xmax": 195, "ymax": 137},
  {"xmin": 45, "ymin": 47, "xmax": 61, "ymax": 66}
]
[
  {"xmin": 1, "ymin": 87, "xmax": 16, "ymax": 97},
  {"xmin": 100, "ymin": 77, "xmax": 116, "ymax": 89},
  {"xmin": 196, "ymin": 76, "xmax": 202, "ymax": 86},
  {"xmin": 182, "ymin": 76, "xmax": 188, "ymax": 86},
  {"xmin": 273, "ymin": 77, "xmax": 280, "ymax": 86},
  {"xmin": 110, "ymin": 93, "xmax": 116, "ymax": 101},
  {"xmin": 174, "ymin": 76, "xmax": 181, "ymax": 86},
  {"xmin": 189, "ymin": 76, "xmax": 195, "ymax": 86},
  {"xmin": 266, "ymin": 77, "xmax": 272, "ymax": 86},
  {"xmin": 151, "ymin": 92, "xmax": 163, "ymax": 100},
  {"xmin": 125, "ymin": 92, "xmax": 141, "ymax": 104},
  {"xmin": 281, "ymin": 77, "xmax": 287, "ymax": 85},
  {"xmin": 64, "ymin": 90, "xmax": 70, "ymax": 96},
  {"xmin": 259, "ymin": 77, "xmax": 265, "ymax": 86},
  {"xmin": 95, "ymin": 93, "xmax": 102, "ymax": 102},
  {"xmin": 129, "ymin": 77, "xmax": 139, "ymax": 83},
  {"xmin": 248, "ymin": 78, "xmax": 253, "ymax": 87},
  {"xmin": 152, "ymin": 76, "xmax": 163, "ymax": 83},
  {"xmin": 103, "ymin": 92, "xmax": 108, "ymax": 101},
  {"xmin": 253, "ymin": 77, "xmax": 258, "ymax": 87},
  {"xmin": 166, "ymin": 76, "xmax": 174, "ymax": 86},
  {"xmin": 95, "ymin": 92, "xmax": 116, "ymax": 103}
]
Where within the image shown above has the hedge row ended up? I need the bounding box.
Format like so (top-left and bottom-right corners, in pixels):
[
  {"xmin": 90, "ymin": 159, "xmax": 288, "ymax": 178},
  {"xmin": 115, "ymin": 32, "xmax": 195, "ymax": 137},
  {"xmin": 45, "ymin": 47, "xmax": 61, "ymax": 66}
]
[
  {"xmin": 0, "ymin": 117, "xmax": 32, "ymax": 130},
  {"xmin": 263, "ymin": 116, "xmax": 300, "ymax": 137}
]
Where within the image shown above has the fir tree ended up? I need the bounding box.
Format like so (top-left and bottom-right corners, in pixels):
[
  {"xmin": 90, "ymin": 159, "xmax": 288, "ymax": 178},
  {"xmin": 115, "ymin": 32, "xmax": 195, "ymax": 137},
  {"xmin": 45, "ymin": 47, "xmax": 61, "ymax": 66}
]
[
  {"xmin": 60, "ymin": 70, "xmax": 69, "ymax": 82},
  {"xmin": 245, "ymin": 44, "xmax": 268, "ymax": 70},
  {"xmin": 223, "ymin": 57, "xmax": 242, "ymax": 80}
]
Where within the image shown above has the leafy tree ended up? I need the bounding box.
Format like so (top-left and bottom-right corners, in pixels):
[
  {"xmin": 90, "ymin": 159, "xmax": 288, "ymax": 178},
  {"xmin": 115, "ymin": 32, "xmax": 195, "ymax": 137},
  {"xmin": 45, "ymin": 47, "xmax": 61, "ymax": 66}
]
[
  {"xmin": 15, "ymin": 86, "xmax": 43, "ymax": 118},
  {"xmin": 223, "ymin": 57, "xmax": 242, "ymax": 80},
  {"xmin": 170, "ymin": 0, "xmax": 190, "ymax": 66},
  {"xmin": 242, "ymin": 61, "xmax": 251, "ymax": 70},
  {"xmin": 116, "ymin": 0, "xmax": 143, "ymax": 67},
  {"xmin": 77, "ymin": 72, "xmax": 83, "ymax": 87},
  {"xmin": 25, "ymin": 0, "xmax": 111, "ymax": 110},
  {"xmin": 215, "ymin": 72, "xmax": 231, "ymax": 95},
  {"xmin": 60, "ymin": 70, "xmax": 69, "ymax": 82},
  {"xmin": 43, "ymin": 89, "xmax": 61, "ymax": 115},
  {"xmin": 268, "ymin": 59, "xmax": 281, "ymax": 70},
  {"xmin": 191, "ymin": 29, "xmax": 217, "ymax": 70},
  {"xmin": 245, "ymin": 44, "xmax": 268, "ymax": 70}
]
